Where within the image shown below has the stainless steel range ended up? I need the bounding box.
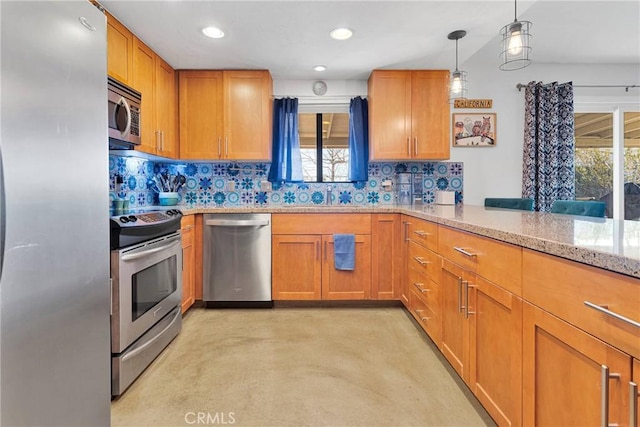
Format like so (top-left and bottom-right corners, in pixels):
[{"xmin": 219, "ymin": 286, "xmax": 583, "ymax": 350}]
[{"xmin": 110, "ymin": 209, "xmax": 183, "ymax": 396}]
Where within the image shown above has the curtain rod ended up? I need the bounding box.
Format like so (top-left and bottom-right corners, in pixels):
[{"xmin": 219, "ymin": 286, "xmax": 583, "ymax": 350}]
[{"xmin": 516, "ymin": 83, "xmax": 639, "ymax": 92}]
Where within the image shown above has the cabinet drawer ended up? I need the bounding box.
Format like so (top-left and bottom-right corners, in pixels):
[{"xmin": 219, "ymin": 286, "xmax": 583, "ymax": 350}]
[
  {"xmin": 409, "ymin": 287, "xmax": 441, "ymax": 344},
  {"xmin": 408, "ymin": 268, "xmax": 440, "ymax": 316},
  {"xmin": 523, "ymin": 249, "xmax": 640, "ymax": 359},
  {"xmin": 272, "ymin": 214, "xmax": 371, "ymax": 235},
  {"xmin": 407, "ymin": 218, "xmax": 438, "ymax": 251},
  {"xmin": 438, "ymin": 225, "xmax": 522, "ymax": 296},
  {"xmin": 408, "ymin": 241, "xmax": 441, "ymax": 284}
]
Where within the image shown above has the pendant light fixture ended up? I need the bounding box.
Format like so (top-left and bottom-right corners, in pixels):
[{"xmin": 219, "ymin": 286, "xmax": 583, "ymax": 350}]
[
  {"xmin": 499, "ymin": 0, "xmax": 532, "ymax": 70},
  {"xmin": 447, "ymin": 30, "xmax": 468, "ymax": 102}
]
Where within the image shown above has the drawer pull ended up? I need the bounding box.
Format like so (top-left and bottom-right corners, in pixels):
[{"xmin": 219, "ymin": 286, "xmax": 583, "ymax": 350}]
[
  {"xmin": 630, "ymin": 381, "xmax": 638, "ymax": 427},
  {"xmin": 413, "ymin": 282, "xmax": 429, "ymax": 293},
  {"xmin": 413, "ymin": 230, "xmax": 430, "ymax": 237},
  {"xmin": 453, "ymin": 247, "xmax": 477, "ymax": 258},
  {"xmin": 403, "ymin": 221, "xmax": 411, "ymax": 242},
  {"xmin": 413, "ymin": 256, "xmax": 429, "ymax": 266},
  {"xmin": 413, "ymin": 309, "xmax": 429, "ymax": 322},
  {"xmin": 601, "ymin": 365, "xmax": 621, "ymax": 427},
  {"xmin": 584, "ymin": 301, "xmax": 640, "ymax": 329}
]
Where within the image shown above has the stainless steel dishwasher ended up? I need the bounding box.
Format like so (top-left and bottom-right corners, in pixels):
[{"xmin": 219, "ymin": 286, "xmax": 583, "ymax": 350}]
[{"xmin": 203, "ymin": 213, "xmax": 272, "ymax": 307}]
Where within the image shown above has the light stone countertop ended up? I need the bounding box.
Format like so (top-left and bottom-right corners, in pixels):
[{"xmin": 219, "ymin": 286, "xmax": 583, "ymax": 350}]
[{"xmin": 171, "ymin": 204, "xmax": 640, "ymax": 279}]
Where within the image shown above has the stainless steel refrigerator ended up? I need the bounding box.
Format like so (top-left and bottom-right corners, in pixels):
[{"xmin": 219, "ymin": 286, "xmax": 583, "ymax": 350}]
[{"xmin": 0, "ymin": 2, "xmax": 110, "ymax": 425}]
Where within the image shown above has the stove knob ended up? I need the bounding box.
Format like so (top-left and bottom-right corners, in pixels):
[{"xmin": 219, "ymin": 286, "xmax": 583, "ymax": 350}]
[
  {"xmin": 119, "ymin": 216, "xmax": 129, "ymax": 223},
  {"xmin": 128, "ymin": 215, "xmax": 137, "ymax": 222}
]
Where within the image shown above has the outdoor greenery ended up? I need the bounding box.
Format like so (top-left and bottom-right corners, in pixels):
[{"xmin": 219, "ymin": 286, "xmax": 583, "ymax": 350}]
[{"xmin": 575, "ymin": 147, "xmax": 640, "ymax": 199}]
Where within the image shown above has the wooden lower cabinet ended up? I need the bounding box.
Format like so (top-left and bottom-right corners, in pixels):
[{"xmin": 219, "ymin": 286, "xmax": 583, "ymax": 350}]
[
  {"xmin": 440, "ymin": 258, "xmax": 470, "ymax": 380},
  {"xmin": 469, "ymin": 276, "xmax": 522, "ymax": 427},
  {"xmin": 180, "ymin": 215, "xmax": 195, "ymax": 313},
  {"xmin": 322, "ymin": 235, "xmax": 371, "ymax": 300},
  {"xmin": 272, "ymin": 235, "xmax": 322, "ymax": 300},
  {"xmin": 399, "ymin": 217, "xmax": 411, "ymax": 307},
  {"xmin": 634, "ymin": 359, "xmax": 640, "ymax": 427},
  {"xmin": 523, "ymin": 302, "xmax": 632, "ymax": 426},
  {"xmin": 272, "ymin": 234, "xmax": 370, "ymax": 300},
  {"xmin": 371, "ymin": 214, "xmax": 400, "ymax": 300}
]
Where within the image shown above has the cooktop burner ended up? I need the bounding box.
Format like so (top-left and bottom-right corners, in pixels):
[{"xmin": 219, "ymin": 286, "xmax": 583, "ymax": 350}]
[{"xmin": 110, "ymin": 209, "xmax": 183, "ymax": 249}]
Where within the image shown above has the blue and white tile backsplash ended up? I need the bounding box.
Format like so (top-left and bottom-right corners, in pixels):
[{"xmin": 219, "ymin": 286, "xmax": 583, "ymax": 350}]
[{"xmin": 109, "ymin": 154, "xmax": 463, "ymax": 209}]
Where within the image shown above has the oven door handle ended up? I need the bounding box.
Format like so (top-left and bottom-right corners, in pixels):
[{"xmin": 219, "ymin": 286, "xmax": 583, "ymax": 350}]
[
  {"xmin": 121, "ymin": 236, "xmax": 181, "ymax": 261},
  {"xmin": 205, "ymin": 219, "xmax": 269, "ymax": 227},
  {"xmin": 121, "ymin": 308, "xmax": 181, "ymax": 362}
]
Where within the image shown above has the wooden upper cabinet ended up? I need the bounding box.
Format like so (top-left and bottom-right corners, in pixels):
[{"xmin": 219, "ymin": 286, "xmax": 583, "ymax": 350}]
[
  {"xmin": 224, "ymin": 71, "xmax": 272, "ymax": 160},
  {"xmin": 106, "ymin": 12, "xmax": 133, "ymax": 85},
  {"xmin": 155, "ymin": 57, "xmax": 178, "ymax": 158},
  {"xmin": 411, "ymin": 71, "xmax": 450, "ymax": 159},
  {"xmin": 179, "ymin": 71, "xmax": 224, "ymax": 160},
  {"xmin": 132, "ymin": 37, "xmax": 157, "ymax": 155},
  {"xmin": 368, "ymin": 70, "xmax": 450, "ymax": 161},
  {"xmin": 179, "ymin": 70, "xmax": 272, "ymax": 160},
  {"xmin": 368, "ymin": 71, "xmax": 412, "ymax": 160}
]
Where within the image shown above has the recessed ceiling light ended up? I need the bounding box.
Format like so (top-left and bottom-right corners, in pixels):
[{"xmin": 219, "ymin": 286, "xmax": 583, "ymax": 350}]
[
  {"xmin": 202, "ymin": 26, "xmax": 225, "ymax": 39},
  {"xmin": 314, "ymin": 65, "xmax": 327, "ymax": 72},
  {"xmin": 329, "ymin": 28, "xmax": 353, "ymax": 40}
]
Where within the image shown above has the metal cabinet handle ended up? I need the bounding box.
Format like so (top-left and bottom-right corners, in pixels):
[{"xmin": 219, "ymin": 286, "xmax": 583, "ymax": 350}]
[
  {"xmin": 465, "ymin": 282, "xmax": 476, "ymax": 319},
  {"xmin": 205, "ymin": 219, "xmax": 269, "ymax": 227},
  {"xmin": 217, "ymin": 137, "xmax": 222, "ymax": 158},
  {"xmin": 315, "ymin": 241, "xmax": 319, "ymax": 261},
  {"xmin": 403, "ymin": 221, "xmax": 411, "ymax": 242},
  {"xmin": 630, "ymin": 381, "xmax": 638, "ymax": 427},
  {"xmin": 414, "ymin": 137, "xmax": 418, "ymax": 156},
  {"xmin": 413, "ymin": 230, "xmax": 430, "ymax": 237},
  {"xmin": 414, "ymin": 309, "xmax": 429, "ymax": 322},
  {"xmin": 413, "ymin": 282, "xmax": 428, "ymax": 293},
  {"xmin": 457, "ymin": 277, "xmax": 464, "ymax": 313},
  {"xmin": 584, "ymin": 301, "xmax": 640, "ymax": 329},
  {"xmin": 407, "ymin": 137, "xmax": 411, "ymax": 156},
  {"xmin": 324, "ymin": 240, "xmax": 327, "ymax": 261},
  {"xmin": 413, "ymin": 256, "xmax": 429, "ymax": 266},
  {"xmin": 453, "ymin": 247, "xmax": 477, "ymax": 258},
  {"xmin": 601, "ymin": 365, "xmax": 621, "ymax": 427}
]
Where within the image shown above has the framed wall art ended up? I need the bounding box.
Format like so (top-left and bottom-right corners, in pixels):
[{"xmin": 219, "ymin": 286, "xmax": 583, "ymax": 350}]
[{"xmin": 452, "ymin": 113, "xmax": 496, "ymax": 147}]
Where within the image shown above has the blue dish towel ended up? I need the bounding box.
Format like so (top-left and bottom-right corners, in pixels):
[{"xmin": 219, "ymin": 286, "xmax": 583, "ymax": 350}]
[{"xmin": 333, "ymin": 234, "xmax": 355, "ymax": 271}]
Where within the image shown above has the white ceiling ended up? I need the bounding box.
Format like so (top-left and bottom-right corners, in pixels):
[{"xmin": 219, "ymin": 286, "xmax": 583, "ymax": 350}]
[{"xmin": 101, "ymin": 0, "xmax": 640, "ymax": 80}]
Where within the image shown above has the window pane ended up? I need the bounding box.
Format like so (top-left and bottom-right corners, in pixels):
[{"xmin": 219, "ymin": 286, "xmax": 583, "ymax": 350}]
[
  {"xmin": 624, "ymin": 112, "xmax": 640, "ymax": 220},
  {"xmin": 299, "ymin": 113, "xmax": 318, "ymax": 181},
  {"xmin": 574, "ymin": 113, "xmax": 614, "ymax": 217},
  {"xmin": 321, "ymin": 113, "xmax": 349, "ymax": 182}
]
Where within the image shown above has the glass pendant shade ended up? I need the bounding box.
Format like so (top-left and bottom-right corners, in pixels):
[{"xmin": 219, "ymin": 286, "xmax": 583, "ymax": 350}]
[{"xmin": 447, "ymin": 30, "xmax": 468, "ymax": 102}]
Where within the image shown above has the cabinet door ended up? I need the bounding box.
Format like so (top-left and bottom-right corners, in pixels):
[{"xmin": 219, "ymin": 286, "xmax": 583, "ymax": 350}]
[
  {"xmin": 411, "ymin": 70, "xmax": 450, "ymax": 160},
  {"xmin": 155, "ymin": 57, "xmax": 177, "ymax": 159},
  {"xmin": 634, "ymin": 359, "xmax": 640, "ymax": 427},
  {"xmin": 223, "ymin": 70, "xmax": 272, "ymax": 160},
  {"xmin": 523, "ymin": 302, "xmax": 631, "ymax": 427},
  {"xmin": 272, "ymin": 235, "xmax": 321, "ymax": 300},
  {"xmin": 368, "ymin": 71, "xmax": 412, "ymax": 160},
  {"xmin": 132, "ymin": 37, "xmax": 157, "ymax": 155},
  {"xmin": 469, "ymin": 276, "xmax": 522, "ymax": 427},
  {"xmin": 181, "ymin": 217, "xmax": 195, "ymax": 314},
  {"xmin": 179, "ymin": 71, "xmax": 224, "ymax": 160},
  {"xmin": 106, "ymin": 12, "xmax": 133, "ymax": 85},
  {"xmin": 399, "ymin": 217, "xmax": 411, "ymax": 307},
  {"xmin": 440, "ymin": 258, "xmax": 469, "ymax": 381},
  {"xmin": 322, "ymin": 235, "xmax": 371, "ymax": 300},
  {"xmin": 371, "ymin": 214, "xmax": 400, "ymax": 300}
]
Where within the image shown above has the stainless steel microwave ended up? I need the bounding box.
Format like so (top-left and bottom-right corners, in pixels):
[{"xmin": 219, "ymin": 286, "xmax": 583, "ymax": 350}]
[{"xmin": 108, "ymin": 77, "xmax": 141, "ymax": 149}]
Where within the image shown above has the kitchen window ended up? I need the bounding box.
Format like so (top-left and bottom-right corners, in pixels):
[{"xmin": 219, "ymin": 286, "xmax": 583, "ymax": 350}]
[
  {"xmin": 299, "ymin": 112, "xmax": 350, "ymax": 182},
  {"xmin": 574, "ymin": 106, "xmax": 640, "ymax": 220}
]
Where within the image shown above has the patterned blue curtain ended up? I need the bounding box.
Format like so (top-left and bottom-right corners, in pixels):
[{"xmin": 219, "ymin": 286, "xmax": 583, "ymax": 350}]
[
  {"xmin": 522, "ymin": 81, "xmax": 575, "ymax": 212},
  {"xmin": 348, "ymin": 96, "xmax": 369, "ymax": 182},
  {"xmin": 268, "ymin": 98, "xmax": 303, "ymax": 183}
]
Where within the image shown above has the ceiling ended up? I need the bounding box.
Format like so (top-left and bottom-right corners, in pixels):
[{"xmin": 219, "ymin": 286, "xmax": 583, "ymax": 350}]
[{"xmin": 100, "ymin": 1, "xmax": 640, "ymax": 80}]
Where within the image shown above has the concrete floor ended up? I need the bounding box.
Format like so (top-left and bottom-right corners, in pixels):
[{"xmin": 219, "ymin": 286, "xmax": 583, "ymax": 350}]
[{"xmin": 111, "ymin": 307, "xmax": 495, "ymax": 427}]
